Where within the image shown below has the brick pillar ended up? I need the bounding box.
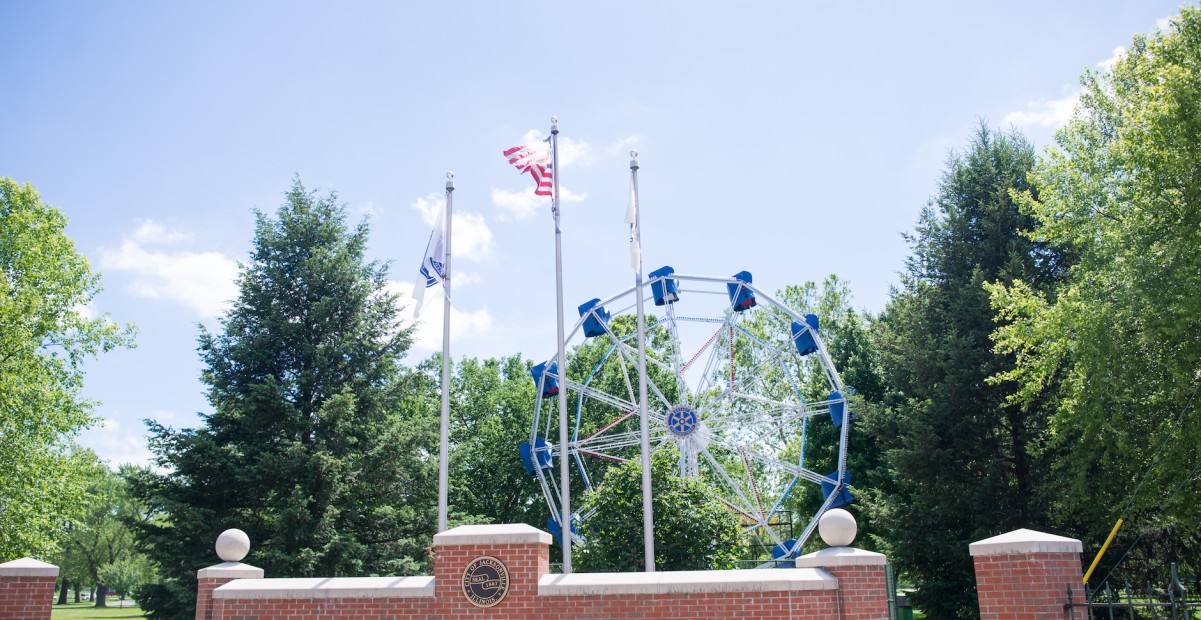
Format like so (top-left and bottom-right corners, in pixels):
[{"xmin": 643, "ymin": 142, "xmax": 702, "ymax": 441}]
[
  {"xmin": 432, "ymin": 523, "xmax": 551, "ymax": 616},
  {"xmin": 0, "ymin": 558, "xmax": 59, "ymax": 620},
  {"xmin": 195, "ymin": 562, "xmax": 263, "ymax": 620},
  {"xmin": 797, "ymin": 547, "xmax": 890, "ymax": 620},
  {"xmin": 970, "ymin": 528, "xmax": 1085, "ymax": 620}
]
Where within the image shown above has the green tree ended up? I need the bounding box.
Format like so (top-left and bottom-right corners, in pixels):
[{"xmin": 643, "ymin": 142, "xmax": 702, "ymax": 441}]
[
  {"xmin": 443, "ymin": 354, "xmax": 543, "ymax": 527},
  {"xmin": 65, "ymin": 464, "xmax": 153, "ymax": 608},
  {"xmin": 989, "ymin": 8, "xmax": 1201, "ymax": 581},
  {"xmin": 872, "ymin": 124, "xmax": 1065, "ymax": 619},
  {"xmin": 131, "ymin": 178, "xmax": 435, "ymax": 620},
  {"xmin": 0, "ymin": 178, "xmax": 135, "ymax": 561},
  {"xmin": 576, "ymin": 448, "xmax": 740, "ymax": 572},
  {"xmin": 99, "ymin": 556, "xmax": 153, "ymax": 602}
]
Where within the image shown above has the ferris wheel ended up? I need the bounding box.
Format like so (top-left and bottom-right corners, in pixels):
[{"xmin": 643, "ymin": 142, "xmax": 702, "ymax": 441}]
[{"xmin": 520, "ymin": 268, "xmax": 853, "ymax": 566}]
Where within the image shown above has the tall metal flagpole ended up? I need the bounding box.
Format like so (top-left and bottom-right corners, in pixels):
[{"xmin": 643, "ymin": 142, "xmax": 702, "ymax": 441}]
[
  {"xmin": 551, "ymin": 117, "xmax": 572, "ymax": 573},
  {"xmin": 437, "ymin": 172, "xmax": 454, "ymax": 534},
  {"xmin": 630, "ymin": 152, "xmax": 656, "ymax": 572}
]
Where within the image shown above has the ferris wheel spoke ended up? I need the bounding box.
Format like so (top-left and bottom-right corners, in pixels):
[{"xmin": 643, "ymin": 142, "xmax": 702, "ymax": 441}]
[
  {"xmin": 664, "ymin": 304, "xmax": 687, "ymax": 396},
  {"xmin": 564, "ymin": 380, "xmax": 637, "ymax": 413},
  {"xmin": 600, "ymin": 331, "xmax": 640, "ymax": 407},
  {"xmin": 699, "ymin": 447, "xmax": 764, "ymax": 523}
]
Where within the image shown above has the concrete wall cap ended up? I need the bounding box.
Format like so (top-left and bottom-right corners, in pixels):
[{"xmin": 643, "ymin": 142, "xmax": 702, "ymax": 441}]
[
  {"xmin": 0, "ymin": 557, "xmax": 59, "ymax": 577},
  {"xmin": 213, "ymin": 576, "xmax": 435, "ymax": 599},
  {"xmin": 538, "ymin": 567, "xmax": 836, "ymax": 596},
  {"xmin": 795, "ymin": 547, "xmax": 889, "ymax": 567},
  {"xmin": 433, "ymin": 523, "xmax": 552, "ymax": 546},
  {"xmin": 197, "ymin": 561, "xmax": 265, "ymax": 579},
  {"xmin": 969, "ymin": 528, "xmax": 1083, "ymax": 556}
]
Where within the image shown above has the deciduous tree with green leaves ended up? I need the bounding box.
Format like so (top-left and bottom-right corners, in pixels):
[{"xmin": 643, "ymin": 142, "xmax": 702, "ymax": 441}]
[
  {"xmin": 989, "ymin": 8, "xmax": 1201, "ymax": 580},
  {"xmin": 0, "ymin": 178, "xmax": 135, "ymax": 561},
  {"xmin": 131, "ymin": 178, "xmax": 436, "ymax": 620},
  {"xmin": 65, "ymin": 465, "xmax": 153, "ymax": 608},
  {"xmin": 443, "ymin": 354, "xmax": 543, "ymax": 527},
  {"xmin": 575, "ymin": 447, "xmax": 740, "ymax": 572}
]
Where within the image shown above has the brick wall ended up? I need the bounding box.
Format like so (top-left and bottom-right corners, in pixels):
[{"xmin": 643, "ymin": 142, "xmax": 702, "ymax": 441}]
[
  {"xmin": 204, "ymin": 524, "xmax": 889, "ymax": 620},
  {"xmin": 970, "ymin": 528, "xmax": 1085, "ymax": 620},
  {"xmin": 195, "ymin": 562, "xmax": 263, "ymax": 620},
  {"xmin": 824, "ymin": 565, "xmax": 890, "ymax": 620},
  {"xmin": 0, "ymin": 559, "xmax": 58, "ymax": 620}
]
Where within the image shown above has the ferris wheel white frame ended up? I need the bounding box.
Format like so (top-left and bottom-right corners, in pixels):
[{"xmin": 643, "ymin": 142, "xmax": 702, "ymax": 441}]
[{"xmin": 527, "ymin": 271, "xmax": 852, "ymax": 565}]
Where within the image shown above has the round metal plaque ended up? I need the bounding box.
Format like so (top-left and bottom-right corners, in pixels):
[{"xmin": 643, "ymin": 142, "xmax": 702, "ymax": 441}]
[{"xmin": 461, "ymin": 555, "xmax": 510, "ymax": 608}]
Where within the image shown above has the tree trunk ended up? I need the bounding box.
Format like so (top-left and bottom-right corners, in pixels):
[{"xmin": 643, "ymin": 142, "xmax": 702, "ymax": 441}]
[
  {"xmin": 95, "ymin": 583, "xmax": 107, "ymax": 607},
  {"xmin": 74, "ymin": 584, "xmax": 81, "ymax": 603},
  {"xmin": 58, "ymin": 579, "xmax": 69, "ymax": 605}
]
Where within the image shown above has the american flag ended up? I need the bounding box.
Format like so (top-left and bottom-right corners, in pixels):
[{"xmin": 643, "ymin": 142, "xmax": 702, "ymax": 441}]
[{"xmin": 503, "ymin": 137, "xmax": 553, "ymax": 196}]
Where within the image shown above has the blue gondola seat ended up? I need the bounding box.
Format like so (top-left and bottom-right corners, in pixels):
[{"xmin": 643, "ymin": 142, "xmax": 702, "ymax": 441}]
[
  {"xmin": 530, "ymin": 361, "xmax": 559, "ymax": 398},
  {"xmin": 791, "ymin": 314, "xmax": 820, "ymax": 356},
  {"xmin": 772, "ymin": 538, "xmax": 800, "ymax": 568},
  {"xmin": 727, "ymin": 270, "xmax": 757, "ymax": 312},
  {"xmin": 519, "ymin": 437, "xmax": 554, "ymax": 475},
  {"xmin": 547, "ymin": 515, "xmax": 579, "ymax": 546},
  {"xmin": 821, "ymin": 469, "xmax": 853, "ymax": 509},
  {"xmin": 828, "ymin": 391, "xmax": 846, "ymax": 427},
  {"xmin": 578, "ymin": 298, "xmax": 611, "ymax": 338},
  {"xmin": 649, "ymin": 265, "xmax": 679, "ymax": 306}
]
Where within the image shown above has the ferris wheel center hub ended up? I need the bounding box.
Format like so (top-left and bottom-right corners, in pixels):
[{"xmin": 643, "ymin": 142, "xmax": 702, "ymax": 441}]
[{"xmin": 666, "ymin": 404, "xmax": 700, "ymax": 437}]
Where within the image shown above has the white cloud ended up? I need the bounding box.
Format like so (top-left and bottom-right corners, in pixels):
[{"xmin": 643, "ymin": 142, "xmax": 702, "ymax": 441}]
[
  {"xmin": 79, "ymin": 417, "xmax": 155, "ymax": 469},
  {"xmin": 357, "ymin": 201, "xmax": 378, "ymax": 217},
  {"xmin": 410, "ymin": 193, "xmax": 495, "ymax": 262},
  {"xmin": 514, "ymin": 129, "xmax": 593, "ymax": 167},
  {"xmin": 100, "ymin": 220, "xmax": 239, "ymax": 319},
  {"xmin": 456, "ymin": 272, "xmax": 482, "ymax": 287},
  {"xmin": 73, "ymin": 301, "xmax": 97, "ymax": 320},
  {"xmin": 491, "ymin": 186, "xmax": 588, "ymax": 221},
  {"xmin": 1156, "ymin": 16, "xmax": 1172, "ymax": 32},
  {"xmin": 607, "ymin": 135, "xmax": 645, "ymax": 157},
  {"xmin": 491, "ymin": 187, "xmax": 543, "ymax": 220},
  {"xmin": 1097, "ymin": 46, "xmax": 1126, "ymax": 71},
  {"xmin": 388, "ymin": 280, "xmax": 495, "ymax": 353},
  {"xmin": 1003, "ymin": 91, "xmax": 1080, "ymax": 129},
  {"xmin": 132, "ymin": 219, "xmax": 192, "ymax": 245}
]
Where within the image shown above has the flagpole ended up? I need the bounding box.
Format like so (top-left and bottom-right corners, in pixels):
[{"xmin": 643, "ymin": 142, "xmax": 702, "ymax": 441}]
[
  {"xmin": 630, "ymin": 152, "xmax": 656, "ymax": 572},
  {"xmin": 550, "ymin": 117, "xmax": 573, "ymax": 573},
  {"xmin": 438, "ymin": 172, "xmax": 454, "ymax": 534}
]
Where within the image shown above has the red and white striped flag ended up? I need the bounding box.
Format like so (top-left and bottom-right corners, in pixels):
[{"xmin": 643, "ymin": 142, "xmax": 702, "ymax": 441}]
[{"xmin": 503, "ymin": 137, "xmax": 553, "ymax": 196}]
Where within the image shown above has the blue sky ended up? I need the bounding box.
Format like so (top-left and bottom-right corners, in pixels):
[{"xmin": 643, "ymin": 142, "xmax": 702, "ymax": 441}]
[{"xmin": 1, "ymin": 1, "xmax": 1184, "ymax": 468}]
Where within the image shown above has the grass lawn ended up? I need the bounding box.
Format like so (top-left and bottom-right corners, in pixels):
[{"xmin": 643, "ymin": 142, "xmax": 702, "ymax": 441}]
[{"xmin": 51, "ymin": 601, "xmax": 146, "ymax": 619}]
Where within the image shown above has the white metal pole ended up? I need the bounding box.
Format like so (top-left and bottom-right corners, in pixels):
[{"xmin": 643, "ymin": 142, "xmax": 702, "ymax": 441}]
[
  {"xmin": 631, "ymin": 152, "xmax": 656, "ymax": 572},
  {"xmin": 551, "ymin": 117, "xmax": 572, "ymax": 573},
  {"xmin": 438, "ymin": 172, "xmax": 454, "ymax": 534}
]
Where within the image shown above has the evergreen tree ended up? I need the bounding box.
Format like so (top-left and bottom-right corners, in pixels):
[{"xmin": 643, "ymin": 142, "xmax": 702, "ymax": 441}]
[
  {"xmin": 872, "ymin": 124, "xmax": 1066, "ymax": 619},
  {"xmin": 131, "ymin": 178, "xmax": 435, "ymax": 620}
]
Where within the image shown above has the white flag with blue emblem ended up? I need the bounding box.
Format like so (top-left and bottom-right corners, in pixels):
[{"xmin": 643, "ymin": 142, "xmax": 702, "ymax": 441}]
[
  {"xmin": 625, "ymin": 173, "xmax": 641, "ymax": 274},
  {"xmin": 412, "ymin": 203, "xmax": 446, "ymax": 319}
]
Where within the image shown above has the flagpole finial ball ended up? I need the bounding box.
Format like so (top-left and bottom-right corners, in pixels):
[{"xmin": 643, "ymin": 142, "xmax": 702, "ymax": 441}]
[
  {"xmin": 446, "ymin": 171, "xmax": 454, "ymax": 180},
  {"xmin": 630, "ymin": 150, "xmax": 638, "ymax": 159},
  {"xmin": 550, "ymin": 116, "xmax": 558, "ymax": 124},
  {"xmin": 818, "ymin": 508, "xmax": 857, "ymax": 547},
  {"xmin": 215, "ymin": 528, "xmax": 251, "ymax": 562}
]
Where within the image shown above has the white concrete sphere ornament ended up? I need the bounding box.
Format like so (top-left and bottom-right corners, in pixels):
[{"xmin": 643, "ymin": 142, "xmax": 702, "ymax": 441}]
[
  {"xmin": 215, "ymin": 528, "xmax": 251, "ymax": 562},
  {"xmin": 818, "ymin": 509, "xmax": 858, "ymax": 547}
]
